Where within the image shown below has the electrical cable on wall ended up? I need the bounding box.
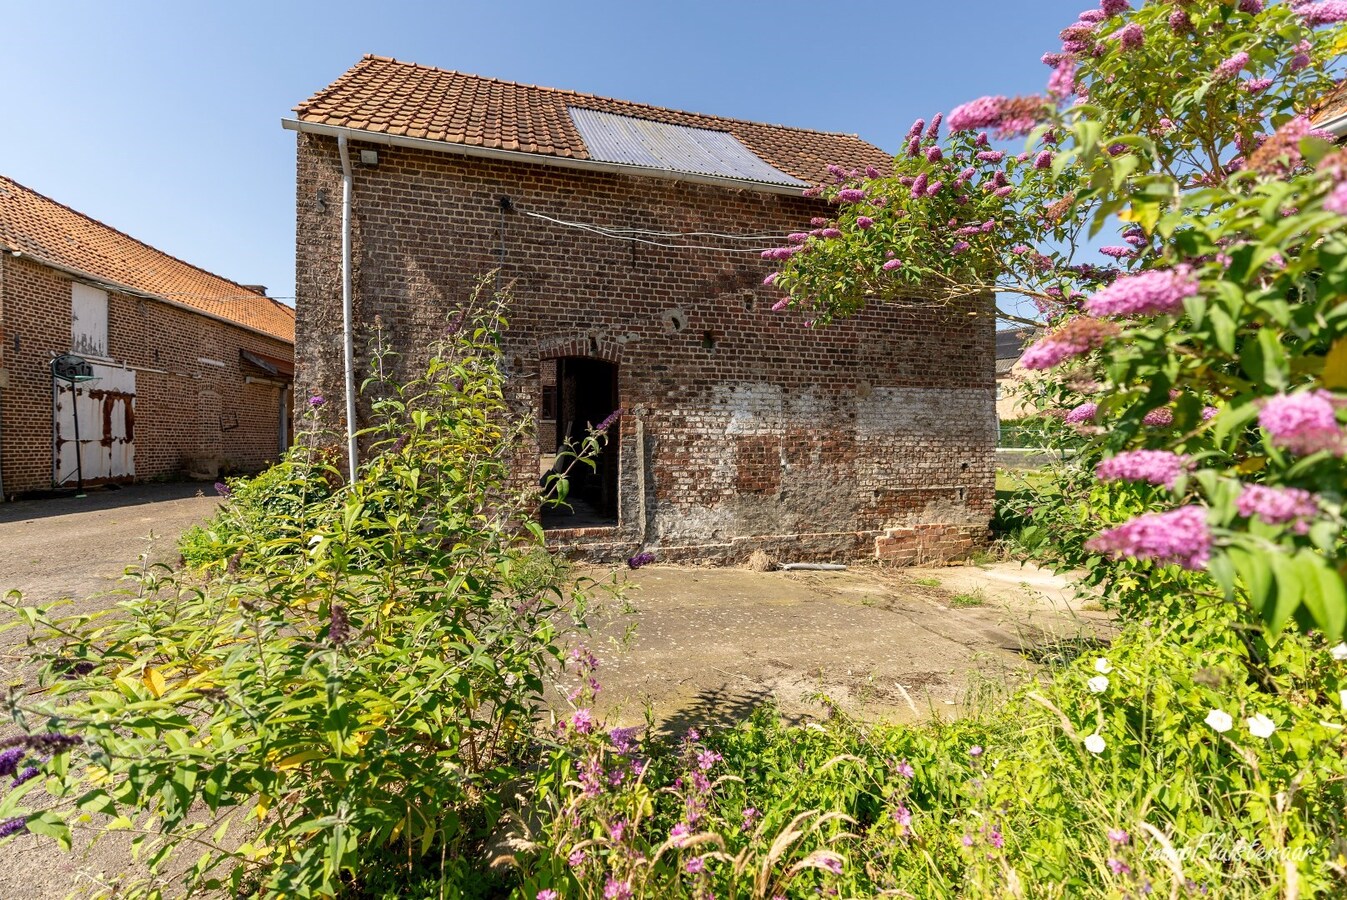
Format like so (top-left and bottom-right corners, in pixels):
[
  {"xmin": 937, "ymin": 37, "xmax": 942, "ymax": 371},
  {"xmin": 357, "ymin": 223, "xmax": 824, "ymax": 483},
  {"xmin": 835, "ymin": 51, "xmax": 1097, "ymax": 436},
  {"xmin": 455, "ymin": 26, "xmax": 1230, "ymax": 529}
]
[{"xmin": 514, "ymin": 206, "xmax": 788, "ymax": 253}]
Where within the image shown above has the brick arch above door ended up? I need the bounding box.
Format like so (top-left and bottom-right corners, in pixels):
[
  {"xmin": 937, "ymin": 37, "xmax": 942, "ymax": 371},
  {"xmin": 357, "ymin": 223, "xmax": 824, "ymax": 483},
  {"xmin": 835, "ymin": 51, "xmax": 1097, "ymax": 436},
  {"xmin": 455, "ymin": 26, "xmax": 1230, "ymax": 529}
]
[{"xmin": 536, "ymin": 333, "xmax": 624, "ymax": 365}]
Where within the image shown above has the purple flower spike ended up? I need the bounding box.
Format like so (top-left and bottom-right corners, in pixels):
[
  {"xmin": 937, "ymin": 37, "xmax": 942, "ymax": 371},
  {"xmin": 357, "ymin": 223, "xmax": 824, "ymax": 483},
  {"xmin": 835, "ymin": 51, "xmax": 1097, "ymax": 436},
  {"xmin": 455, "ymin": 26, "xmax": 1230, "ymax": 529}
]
[
  {"xmin": 1083, "ymin": 267, "xmax": 1198, "ymax": 317},
  {"xmin": 1086, "ymin": 506, "xmax": 1212, "ymax": 570},
  {"xmin": 1214, "ymin": 51, "xmax": 1250, "ymax": 81},
  {"xmin": 1095, "ymin": 450, "xmax": 1190, "ymax": 490},
  {"xmin": 1117, "ymin": 22, "xmax": 1144, "ymax": 50},
  {"xmin": 627, "ymin": 551, "xmax": 656, "ymax": 569},
  {"xmin": 1065, "ymin": 402, "xmax": 1099, "ymax": 424},
  {"xmin": 1258, "ymin": 391, "xmax": 1344, "ymax": 455},
  {"xmin": 1238, "ymin": 484, "xmax": 1319, "ymax": 533}
]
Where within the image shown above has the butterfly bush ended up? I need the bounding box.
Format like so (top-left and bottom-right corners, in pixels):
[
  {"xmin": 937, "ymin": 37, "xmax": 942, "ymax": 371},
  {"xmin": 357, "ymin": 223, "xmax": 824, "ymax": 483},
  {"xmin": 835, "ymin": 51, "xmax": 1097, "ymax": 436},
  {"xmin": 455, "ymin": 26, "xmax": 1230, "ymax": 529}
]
[{"xmin": 769, "ymin": 0, "xmax": 1347, "ymax": 638}]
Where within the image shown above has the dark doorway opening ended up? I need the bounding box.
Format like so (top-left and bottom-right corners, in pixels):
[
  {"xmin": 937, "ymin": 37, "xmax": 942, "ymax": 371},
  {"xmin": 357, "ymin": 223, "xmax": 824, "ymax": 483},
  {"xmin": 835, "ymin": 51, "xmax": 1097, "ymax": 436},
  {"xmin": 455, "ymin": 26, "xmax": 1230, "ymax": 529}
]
[{"xmin": 540, "ymin": 357, "xmax": 619, "ymax": 528}]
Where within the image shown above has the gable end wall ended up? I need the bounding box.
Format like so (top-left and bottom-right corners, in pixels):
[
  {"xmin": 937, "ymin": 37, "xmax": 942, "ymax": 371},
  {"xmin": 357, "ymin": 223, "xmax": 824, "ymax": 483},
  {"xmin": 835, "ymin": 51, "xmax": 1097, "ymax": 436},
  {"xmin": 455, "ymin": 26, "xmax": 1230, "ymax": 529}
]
[{"xmin": 294, "ymin": 133, "xmax": 996, "ymax": 564}]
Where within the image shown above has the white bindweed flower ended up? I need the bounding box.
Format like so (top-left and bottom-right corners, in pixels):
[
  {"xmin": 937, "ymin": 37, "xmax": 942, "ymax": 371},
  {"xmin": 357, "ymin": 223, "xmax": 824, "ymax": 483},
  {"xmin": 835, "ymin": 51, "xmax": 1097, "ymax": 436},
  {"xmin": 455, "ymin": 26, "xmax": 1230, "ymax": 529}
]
[
  {"xmin": 1084, "ymin": 733, "xmax": 1106, "ymax": 754},
  {"xmin": 1331, "ymin": 642, "xmax": 1347, "ymax": 662},
  {"xmin": 1246, "ymin": 713, "xmax": 1276, "ymax": 739},
  {"xmin": 1094, "ymin": 657, "xmax": 1113, "ymax": 674},
  {"xmin": 1205, "ymin": 709, "xmax": 1234, "ymax": 733},
  {"xmin": 1088, "ymin": 675, "xmax": 1109, "ymax": 693},
  {"xmin": 1341, "ymin": 689, "xmax": 1347, "ymax": 712}
]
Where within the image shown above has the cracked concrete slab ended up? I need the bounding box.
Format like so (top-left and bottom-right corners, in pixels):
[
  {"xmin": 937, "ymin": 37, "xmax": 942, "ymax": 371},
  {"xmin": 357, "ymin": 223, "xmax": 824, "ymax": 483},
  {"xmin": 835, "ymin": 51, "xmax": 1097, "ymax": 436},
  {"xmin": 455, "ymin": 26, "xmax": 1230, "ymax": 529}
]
[{"xmin": 573, "ymin": 562, "xmax": 1114, "ymax": 734}]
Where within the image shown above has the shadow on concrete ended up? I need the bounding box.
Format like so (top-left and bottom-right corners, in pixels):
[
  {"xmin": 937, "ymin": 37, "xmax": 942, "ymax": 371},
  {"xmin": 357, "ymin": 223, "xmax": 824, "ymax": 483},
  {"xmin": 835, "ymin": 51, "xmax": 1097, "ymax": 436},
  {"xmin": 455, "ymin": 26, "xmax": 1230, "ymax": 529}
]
[
  {"xmin": 0, "ymin": 481, "xmax": 214, "ymax": 525},
  {"xmin": 653, "ymin": 683, "xmax": 777, "ymax": 741}
]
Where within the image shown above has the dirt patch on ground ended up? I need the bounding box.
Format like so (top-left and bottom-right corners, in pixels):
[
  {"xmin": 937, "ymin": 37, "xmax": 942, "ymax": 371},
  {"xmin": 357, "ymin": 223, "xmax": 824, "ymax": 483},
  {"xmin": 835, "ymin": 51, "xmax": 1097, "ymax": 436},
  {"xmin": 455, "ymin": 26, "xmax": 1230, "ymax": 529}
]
[{"xmin": 571, "ymin": 561, "xmax": 1114, "ymax": 735}]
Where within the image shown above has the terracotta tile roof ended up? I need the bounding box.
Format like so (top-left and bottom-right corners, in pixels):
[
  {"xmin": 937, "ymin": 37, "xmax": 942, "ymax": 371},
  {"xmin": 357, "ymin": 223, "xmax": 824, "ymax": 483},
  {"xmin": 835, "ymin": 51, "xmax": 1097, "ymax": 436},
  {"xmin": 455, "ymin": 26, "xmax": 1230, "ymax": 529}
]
[
  {"xmin": 293, "ymin": 55, "xmax": 892, "ymax": 186},
  {"xmin": 0, "ymin": 175, "xmax": 294, "ymax": 343},
  {"xmin": 1312, "ymin": 79, "xmax": 1347, "ymax": 128}
]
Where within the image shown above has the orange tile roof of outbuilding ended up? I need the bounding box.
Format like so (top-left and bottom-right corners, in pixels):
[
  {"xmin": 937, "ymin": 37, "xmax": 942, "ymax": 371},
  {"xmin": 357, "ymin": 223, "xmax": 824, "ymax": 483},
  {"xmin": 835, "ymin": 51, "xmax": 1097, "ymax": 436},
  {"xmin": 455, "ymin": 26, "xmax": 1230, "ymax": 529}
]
[
  {"xmin": 1312, "ymin": 80, "xmax": 1347, "ymax": 128},
  {"xmin": 293, "ymin": 55, "xmax": 892, "ymax": 186},
  {"xmin": 0, "ymin": 176, "xmax": 294, "ymax": 343}
]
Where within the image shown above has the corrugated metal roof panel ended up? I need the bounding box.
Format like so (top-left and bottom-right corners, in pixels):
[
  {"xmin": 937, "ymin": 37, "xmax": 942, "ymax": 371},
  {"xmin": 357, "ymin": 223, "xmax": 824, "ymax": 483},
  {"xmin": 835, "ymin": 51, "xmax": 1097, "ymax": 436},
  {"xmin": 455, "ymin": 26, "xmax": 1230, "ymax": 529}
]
[{"xmin": 568, "ymin": 107, "xmax": 807, "ymax": 187}]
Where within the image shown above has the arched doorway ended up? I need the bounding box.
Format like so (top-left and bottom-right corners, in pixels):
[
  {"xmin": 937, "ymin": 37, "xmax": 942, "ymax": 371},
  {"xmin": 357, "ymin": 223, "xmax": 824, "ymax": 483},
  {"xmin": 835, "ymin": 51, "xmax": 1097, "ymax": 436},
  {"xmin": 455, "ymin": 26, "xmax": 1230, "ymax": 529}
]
[{"xmin": 540, "ymin": 356, "xmax": 619, "ymax": 527}]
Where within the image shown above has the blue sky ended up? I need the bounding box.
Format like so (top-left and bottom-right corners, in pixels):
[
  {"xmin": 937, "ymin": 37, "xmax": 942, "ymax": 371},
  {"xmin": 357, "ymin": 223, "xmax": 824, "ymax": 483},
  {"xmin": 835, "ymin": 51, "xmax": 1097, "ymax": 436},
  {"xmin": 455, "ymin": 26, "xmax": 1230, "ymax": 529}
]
[{"xmin": 1, "ymin": 0, "xmax": 1087, "ymax": 306}]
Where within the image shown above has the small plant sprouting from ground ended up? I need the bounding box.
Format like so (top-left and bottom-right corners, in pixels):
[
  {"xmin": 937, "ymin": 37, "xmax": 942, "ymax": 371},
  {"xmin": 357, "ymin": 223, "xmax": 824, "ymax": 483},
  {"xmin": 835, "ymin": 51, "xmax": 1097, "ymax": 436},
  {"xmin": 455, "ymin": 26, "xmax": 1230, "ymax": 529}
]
[
  {"xmin": 913, "ymin": 575, "xmax": 943, "ymax": 588},
  {"xmin": 950, "ymin": 591, "xmax": 987, "ymax": 608}
]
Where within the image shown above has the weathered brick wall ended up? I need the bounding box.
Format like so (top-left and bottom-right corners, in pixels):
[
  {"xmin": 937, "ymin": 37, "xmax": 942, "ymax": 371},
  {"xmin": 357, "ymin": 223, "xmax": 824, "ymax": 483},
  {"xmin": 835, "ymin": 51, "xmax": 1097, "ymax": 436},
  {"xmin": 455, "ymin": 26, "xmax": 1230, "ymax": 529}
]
[
  {"xmin": 0, "ymin": 255, "xmax": 293, "ymax": 496},
  {"xmin": 294, "ymin": 133, "xmax": 996, "ymax": 563}
]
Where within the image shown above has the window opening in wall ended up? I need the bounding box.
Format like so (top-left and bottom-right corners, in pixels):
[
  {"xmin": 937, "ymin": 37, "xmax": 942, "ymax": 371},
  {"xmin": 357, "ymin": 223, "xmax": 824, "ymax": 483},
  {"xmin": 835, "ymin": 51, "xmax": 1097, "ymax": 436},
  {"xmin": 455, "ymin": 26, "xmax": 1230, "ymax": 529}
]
[{"xmin": 540, "ymin": 357, "xmax": 619, "ymax": 529}]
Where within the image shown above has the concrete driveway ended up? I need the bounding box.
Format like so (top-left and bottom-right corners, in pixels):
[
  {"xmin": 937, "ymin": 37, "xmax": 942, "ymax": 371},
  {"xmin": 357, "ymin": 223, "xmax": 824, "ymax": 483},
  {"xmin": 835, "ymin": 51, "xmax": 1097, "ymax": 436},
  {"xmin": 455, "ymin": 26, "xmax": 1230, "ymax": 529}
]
[
  {"xmin": 0, "ymin": 482, "xmax": 219, "ymax": 613},
  {"xmin": 0, "ymin": 483, "xmax": 220, "ymax": 899}
]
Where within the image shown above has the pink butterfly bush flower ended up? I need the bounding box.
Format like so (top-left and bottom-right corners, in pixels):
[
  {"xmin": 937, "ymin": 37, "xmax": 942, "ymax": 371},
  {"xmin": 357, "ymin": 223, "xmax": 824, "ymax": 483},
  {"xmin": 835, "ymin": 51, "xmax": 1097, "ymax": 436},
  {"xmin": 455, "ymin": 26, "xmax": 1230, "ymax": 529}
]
[
  {"xmin": 1325, "ymin": 182, "xmax": 1347, "ymax": 215},
  {"xmin": 1102, "ymin": 0, "xmax": 1131, "ymax": 15},
  {"xmin": 1258, "ymin": 390, "xmax": 1345, "ymax": 455},
  {"xmin": 1237, "ymin": 484, "xmax": 1320, "ymax": 533},
  {"xmin": 1086, "ymin": 506, "xmax": 1213, "ymax": 570},
  {"xmin": 1048, "ymin": 59, "xmax": 1077, "ymax": 99},
  {"xmin": 1142, "ymin": 407, "xmax": 1174, "ymax": 427},
  {"xmin": 1117, "ymin": 23, "xmax": 1144, "ymax": 50},
  {"xmin": 1095, "ymin": 450, "xmax": 1190, "ymax": 490},
  {"xmin": 1083, "ymin": 266, "xmax": 1198, "ymax": 316},
  {"xmin": 837, "ymin": 188, "xmax": 866, "ymax": 203},
  {"xmin": 1214, "ymin": 51, "xmax": 1250, "ymax": 81},
  {"xmin": 1065, "ymin": 402, "xmax": 1099, "ymax": 424},
  {"xmin": 1299, "ymin": 1, "xmax": 1347, "ymax": 26},
  {"xmin": 949, "ymin": 96, "xmax": 1007, "ymax": 132},
  {"xmin": 1020, "ymin": 318, "xmax": 1122, "ymax": 370}
]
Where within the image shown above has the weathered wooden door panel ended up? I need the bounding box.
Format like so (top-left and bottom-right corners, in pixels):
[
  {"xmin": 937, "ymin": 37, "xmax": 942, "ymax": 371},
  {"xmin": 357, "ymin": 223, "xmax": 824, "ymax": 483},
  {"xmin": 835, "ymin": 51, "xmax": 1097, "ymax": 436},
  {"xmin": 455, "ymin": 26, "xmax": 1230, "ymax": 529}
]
[{"xmin": 53, "ymin": 364, "xmax": 136, "ymax": 485}]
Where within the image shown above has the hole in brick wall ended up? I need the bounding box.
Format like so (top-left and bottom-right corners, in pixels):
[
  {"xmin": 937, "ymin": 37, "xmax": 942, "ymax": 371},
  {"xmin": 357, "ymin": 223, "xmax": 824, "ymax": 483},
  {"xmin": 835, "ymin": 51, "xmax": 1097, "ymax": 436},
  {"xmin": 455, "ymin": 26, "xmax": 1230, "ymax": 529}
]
[
  {"xmin": 742, "ymin": 291, "xmax": 755, "ymax": 311},
  {"xmin": 702, "ymin": 330, "xmax": 717, "ymax": 351},
  {"xmin": 663, "ymin": 309, "xmax": 687, "ymax": 333},
  {"xmin": 540, "ymin": 356, "xmax": 620, "ymax": 531}
]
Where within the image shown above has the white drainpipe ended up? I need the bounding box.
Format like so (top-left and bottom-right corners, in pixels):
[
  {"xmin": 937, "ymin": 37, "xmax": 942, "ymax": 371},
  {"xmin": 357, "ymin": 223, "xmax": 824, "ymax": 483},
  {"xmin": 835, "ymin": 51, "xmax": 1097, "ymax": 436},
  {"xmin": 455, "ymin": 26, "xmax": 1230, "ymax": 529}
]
[{"xmin": 337, "ymin": 135, "xmax": 358, "ymax": 481}]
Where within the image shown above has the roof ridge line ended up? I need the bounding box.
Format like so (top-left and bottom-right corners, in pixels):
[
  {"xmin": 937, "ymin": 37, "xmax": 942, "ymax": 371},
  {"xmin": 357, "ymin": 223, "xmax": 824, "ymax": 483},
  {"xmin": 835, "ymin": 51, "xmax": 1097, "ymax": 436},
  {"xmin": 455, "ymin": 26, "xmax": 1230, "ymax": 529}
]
[
  {"xmin": 0, "ymin": 174, "xmax": 266, "ymax": 299},
  {"xmin": 339, "ymin": 55, "xmax": 877, "ymax": 145}
]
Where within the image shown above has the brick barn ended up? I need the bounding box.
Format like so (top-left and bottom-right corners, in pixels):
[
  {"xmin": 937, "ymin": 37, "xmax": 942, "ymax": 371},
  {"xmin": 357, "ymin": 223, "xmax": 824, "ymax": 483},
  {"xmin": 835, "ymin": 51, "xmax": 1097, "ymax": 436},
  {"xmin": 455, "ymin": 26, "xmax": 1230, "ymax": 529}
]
[
  {"xmin": 287, "ymin": 56, "xmax": 996, "ymax": 564},
  {"xmin": 0, "ymin": 176, "xmax": 296, "ymax": 498}
]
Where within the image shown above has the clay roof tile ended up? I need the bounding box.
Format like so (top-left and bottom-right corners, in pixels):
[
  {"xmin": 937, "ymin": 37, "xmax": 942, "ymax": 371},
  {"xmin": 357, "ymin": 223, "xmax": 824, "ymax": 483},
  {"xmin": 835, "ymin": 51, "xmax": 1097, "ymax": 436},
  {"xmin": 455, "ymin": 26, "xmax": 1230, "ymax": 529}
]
[
  {"xmin": 0, "ymin": 175, "xmax": 294, "ymax": 342},
  {"xmin": 292, "ymin": 56, "xmax": 889, "ymax": 184}
]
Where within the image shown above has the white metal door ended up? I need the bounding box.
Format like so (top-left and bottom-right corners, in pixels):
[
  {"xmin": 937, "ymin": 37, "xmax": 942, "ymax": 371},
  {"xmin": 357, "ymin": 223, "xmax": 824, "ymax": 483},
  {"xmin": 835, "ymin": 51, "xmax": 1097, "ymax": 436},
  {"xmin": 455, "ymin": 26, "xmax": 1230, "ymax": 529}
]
[{"xmin": 53, "ymin": 364, "xmax": 136, "ymax": 485}]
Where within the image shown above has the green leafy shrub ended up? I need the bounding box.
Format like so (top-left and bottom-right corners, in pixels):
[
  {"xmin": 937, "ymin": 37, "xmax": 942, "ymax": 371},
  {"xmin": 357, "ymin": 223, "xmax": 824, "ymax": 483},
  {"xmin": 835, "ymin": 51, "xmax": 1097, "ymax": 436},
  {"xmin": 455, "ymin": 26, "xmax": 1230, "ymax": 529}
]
[{"xmin": 0, "ymin": 293, "xmax": 595, "ymax": 897}]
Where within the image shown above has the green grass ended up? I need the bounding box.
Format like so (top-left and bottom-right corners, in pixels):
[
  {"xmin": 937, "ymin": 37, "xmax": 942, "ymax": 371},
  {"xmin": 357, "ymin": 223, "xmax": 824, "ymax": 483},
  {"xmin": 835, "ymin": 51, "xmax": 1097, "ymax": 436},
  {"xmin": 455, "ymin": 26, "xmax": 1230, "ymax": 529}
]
[
  {"xmin": 996, "ymin": 466, "xmax": 1051, "ymax": 494},
  {"xmin": 913, "ymin": 576, "xmax": 942, "ymax": 587},
  {"xmin": 950, "ymin": 591, "xmax": 986, "ymax": 608}
]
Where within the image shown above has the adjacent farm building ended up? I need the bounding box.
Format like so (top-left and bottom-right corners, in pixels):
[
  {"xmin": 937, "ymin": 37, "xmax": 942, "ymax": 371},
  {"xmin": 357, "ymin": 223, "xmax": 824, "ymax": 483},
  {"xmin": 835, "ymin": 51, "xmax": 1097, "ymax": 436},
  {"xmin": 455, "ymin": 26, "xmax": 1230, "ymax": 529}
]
[
  {"xmin": 288, "ymin": 56, "xmax": 996, "ymax": 564},
  {"xmin": 0, "ymin": 176, "xmax": 296, "ymax": 497}
]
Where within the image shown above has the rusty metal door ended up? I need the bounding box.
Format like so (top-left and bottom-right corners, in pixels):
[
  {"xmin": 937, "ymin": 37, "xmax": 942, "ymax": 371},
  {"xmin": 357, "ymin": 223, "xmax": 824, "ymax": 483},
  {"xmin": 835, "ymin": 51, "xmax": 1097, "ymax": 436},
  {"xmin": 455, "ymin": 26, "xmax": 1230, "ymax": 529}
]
[{"xmin": 53, "ymin": 364, "xmax": 136, "ymax": 485}]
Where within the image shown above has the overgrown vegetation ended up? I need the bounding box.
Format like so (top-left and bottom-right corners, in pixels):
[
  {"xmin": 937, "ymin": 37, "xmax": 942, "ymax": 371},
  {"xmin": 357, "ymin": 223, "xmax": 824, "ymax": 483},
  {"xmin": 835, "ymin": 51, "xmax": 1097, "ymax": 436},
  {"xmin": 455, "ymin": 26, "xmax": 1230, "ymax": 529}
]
[{"xmin": 0, "ymin": 291, "xmax": 602, "ymax": 897}]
